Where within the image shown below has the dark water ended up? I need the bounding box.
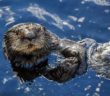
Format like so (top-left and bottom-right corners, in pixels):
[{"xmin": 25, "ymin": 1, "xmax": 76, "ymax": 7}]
[{"xmin": 0, "ymin": 0, "xmax": 110, "ymax": 96}]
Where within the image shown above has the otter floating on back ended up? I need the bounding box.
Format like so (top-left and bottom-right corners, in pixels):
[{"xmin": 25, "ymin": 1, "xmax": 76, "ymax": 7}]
[{"xmin": 3, "ymin": 23, "xmax": 110, "ymax": 83}]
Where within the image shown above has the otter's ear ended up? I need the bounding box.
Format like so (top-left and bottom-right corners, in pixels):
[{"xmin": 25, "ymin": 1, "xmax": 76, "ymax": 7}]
[
  {"xmin": 40, "ymin": 26, "xmax": 46, "ymax": 32},
  {"xmin": 37, "ymin": 26, "xmax": 45, "ymax": 33},
  {"xmin": 38, "ymin": 26, "xmax": 47, "ymax": 33}
]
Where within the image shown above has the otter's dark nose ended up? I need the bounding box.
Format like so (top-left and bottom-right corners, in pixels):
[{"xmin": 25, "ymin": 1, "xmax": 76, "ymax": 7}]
[{"xmin": 25, "ymin": 30, "xmax": 36, "ymax": 41}]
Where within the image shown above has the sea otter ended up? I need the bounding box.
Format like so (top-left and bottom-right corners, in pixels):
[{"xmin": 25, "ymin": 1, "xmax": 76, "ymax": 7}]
[
  {"xmin": 3, "ymin": 23, "xmax": 110, "ymax": 83},
  {"xmin": 3, "ymin": 23, "xmax": 87, "ymax": 82}
]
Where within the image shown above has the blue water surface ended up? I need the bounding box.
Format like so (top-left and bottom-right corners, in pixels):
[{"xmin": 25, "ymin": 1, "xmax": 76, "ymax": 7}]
[{"xmin": 0, "ymin": 0, "xmax": 110, "ymax": 96}]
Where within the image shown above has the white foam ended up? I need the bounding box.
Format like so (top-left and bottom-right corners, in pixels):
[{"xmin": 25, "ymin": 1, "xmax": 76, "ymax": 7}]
[
  {"xmin": 2, "ymin": 78, "xmax": 8, "ymax": 84},
  {"xmin": 24, "ymin": 87, "xmax": 30, "ymax": 93},
  {"xmin": 39, "ymin": 87, "xmax": 43, "ymax": 91},
  {"xmin": 83, "ymin": 0, "xmax": 110, "ymax": 6},
  {"xmin": 68, "ymin": 16, "xmax": 78, "ymax": 22},
  {"xmin": 26, "ymin": 4, "xmax": 75, "ymax": 30},
  {"xmin": 59, "ymin": 0, "xmax": 63, "ymax": 2},
  {"xmin": 0, "ymin": 6, "xmax": 15, "ymax": 26},
  {"xmin": 107, "ymin": 27, "xmax": 110, "ymax": 31},
  {"xmin": 68, "ymin": 16, "xmax": 85, "ymax": 23},
  {"xmin": 78, "ymin": 17, "xmax": 85, "ymax": 23},
  {"xmin": 84, "ymin": 85, "xmax": 92, "ymax": 91},
  {"xmin": 104, "ymin": 9, "xmax": 110, "ymax": 13}
]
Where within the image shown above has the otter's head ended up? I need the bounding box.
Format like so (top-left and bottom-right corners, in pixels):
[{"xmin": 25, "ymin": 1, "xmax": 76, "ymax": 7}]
[
  {"xmin": 4, "ymin": 23, "xmax": 51, "ymax": 61},
  {"xmin": 6, "ymin": 23, "xmax": 49, "ymax": 54}
]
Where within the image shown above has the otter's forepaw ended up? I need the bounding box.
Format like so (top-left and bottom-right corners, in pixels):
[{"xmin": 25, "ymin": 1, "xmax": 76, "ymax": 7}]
[
  {"xmin": 61, "ymin": 47, "xmax": 79, "ymax": 58},
  {"xmin": 43, "ymin": 57, "xmax": 80, "ymax": 83}
]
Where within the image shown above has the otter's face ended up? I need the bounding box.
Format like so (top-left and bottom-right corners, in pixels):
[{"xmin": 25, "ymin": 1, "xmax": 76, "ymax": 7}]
[{"xmin": 5, "ymin": 23, "xmax": 49, "ymax": 55}]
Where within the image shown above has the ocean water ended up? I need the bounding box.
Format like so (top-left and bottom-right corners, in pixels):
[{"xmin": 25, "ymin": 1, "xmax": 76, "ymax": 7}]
[{"xmin": 0, "ymin": 0, "xmax": 110, "ymax": 96}]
